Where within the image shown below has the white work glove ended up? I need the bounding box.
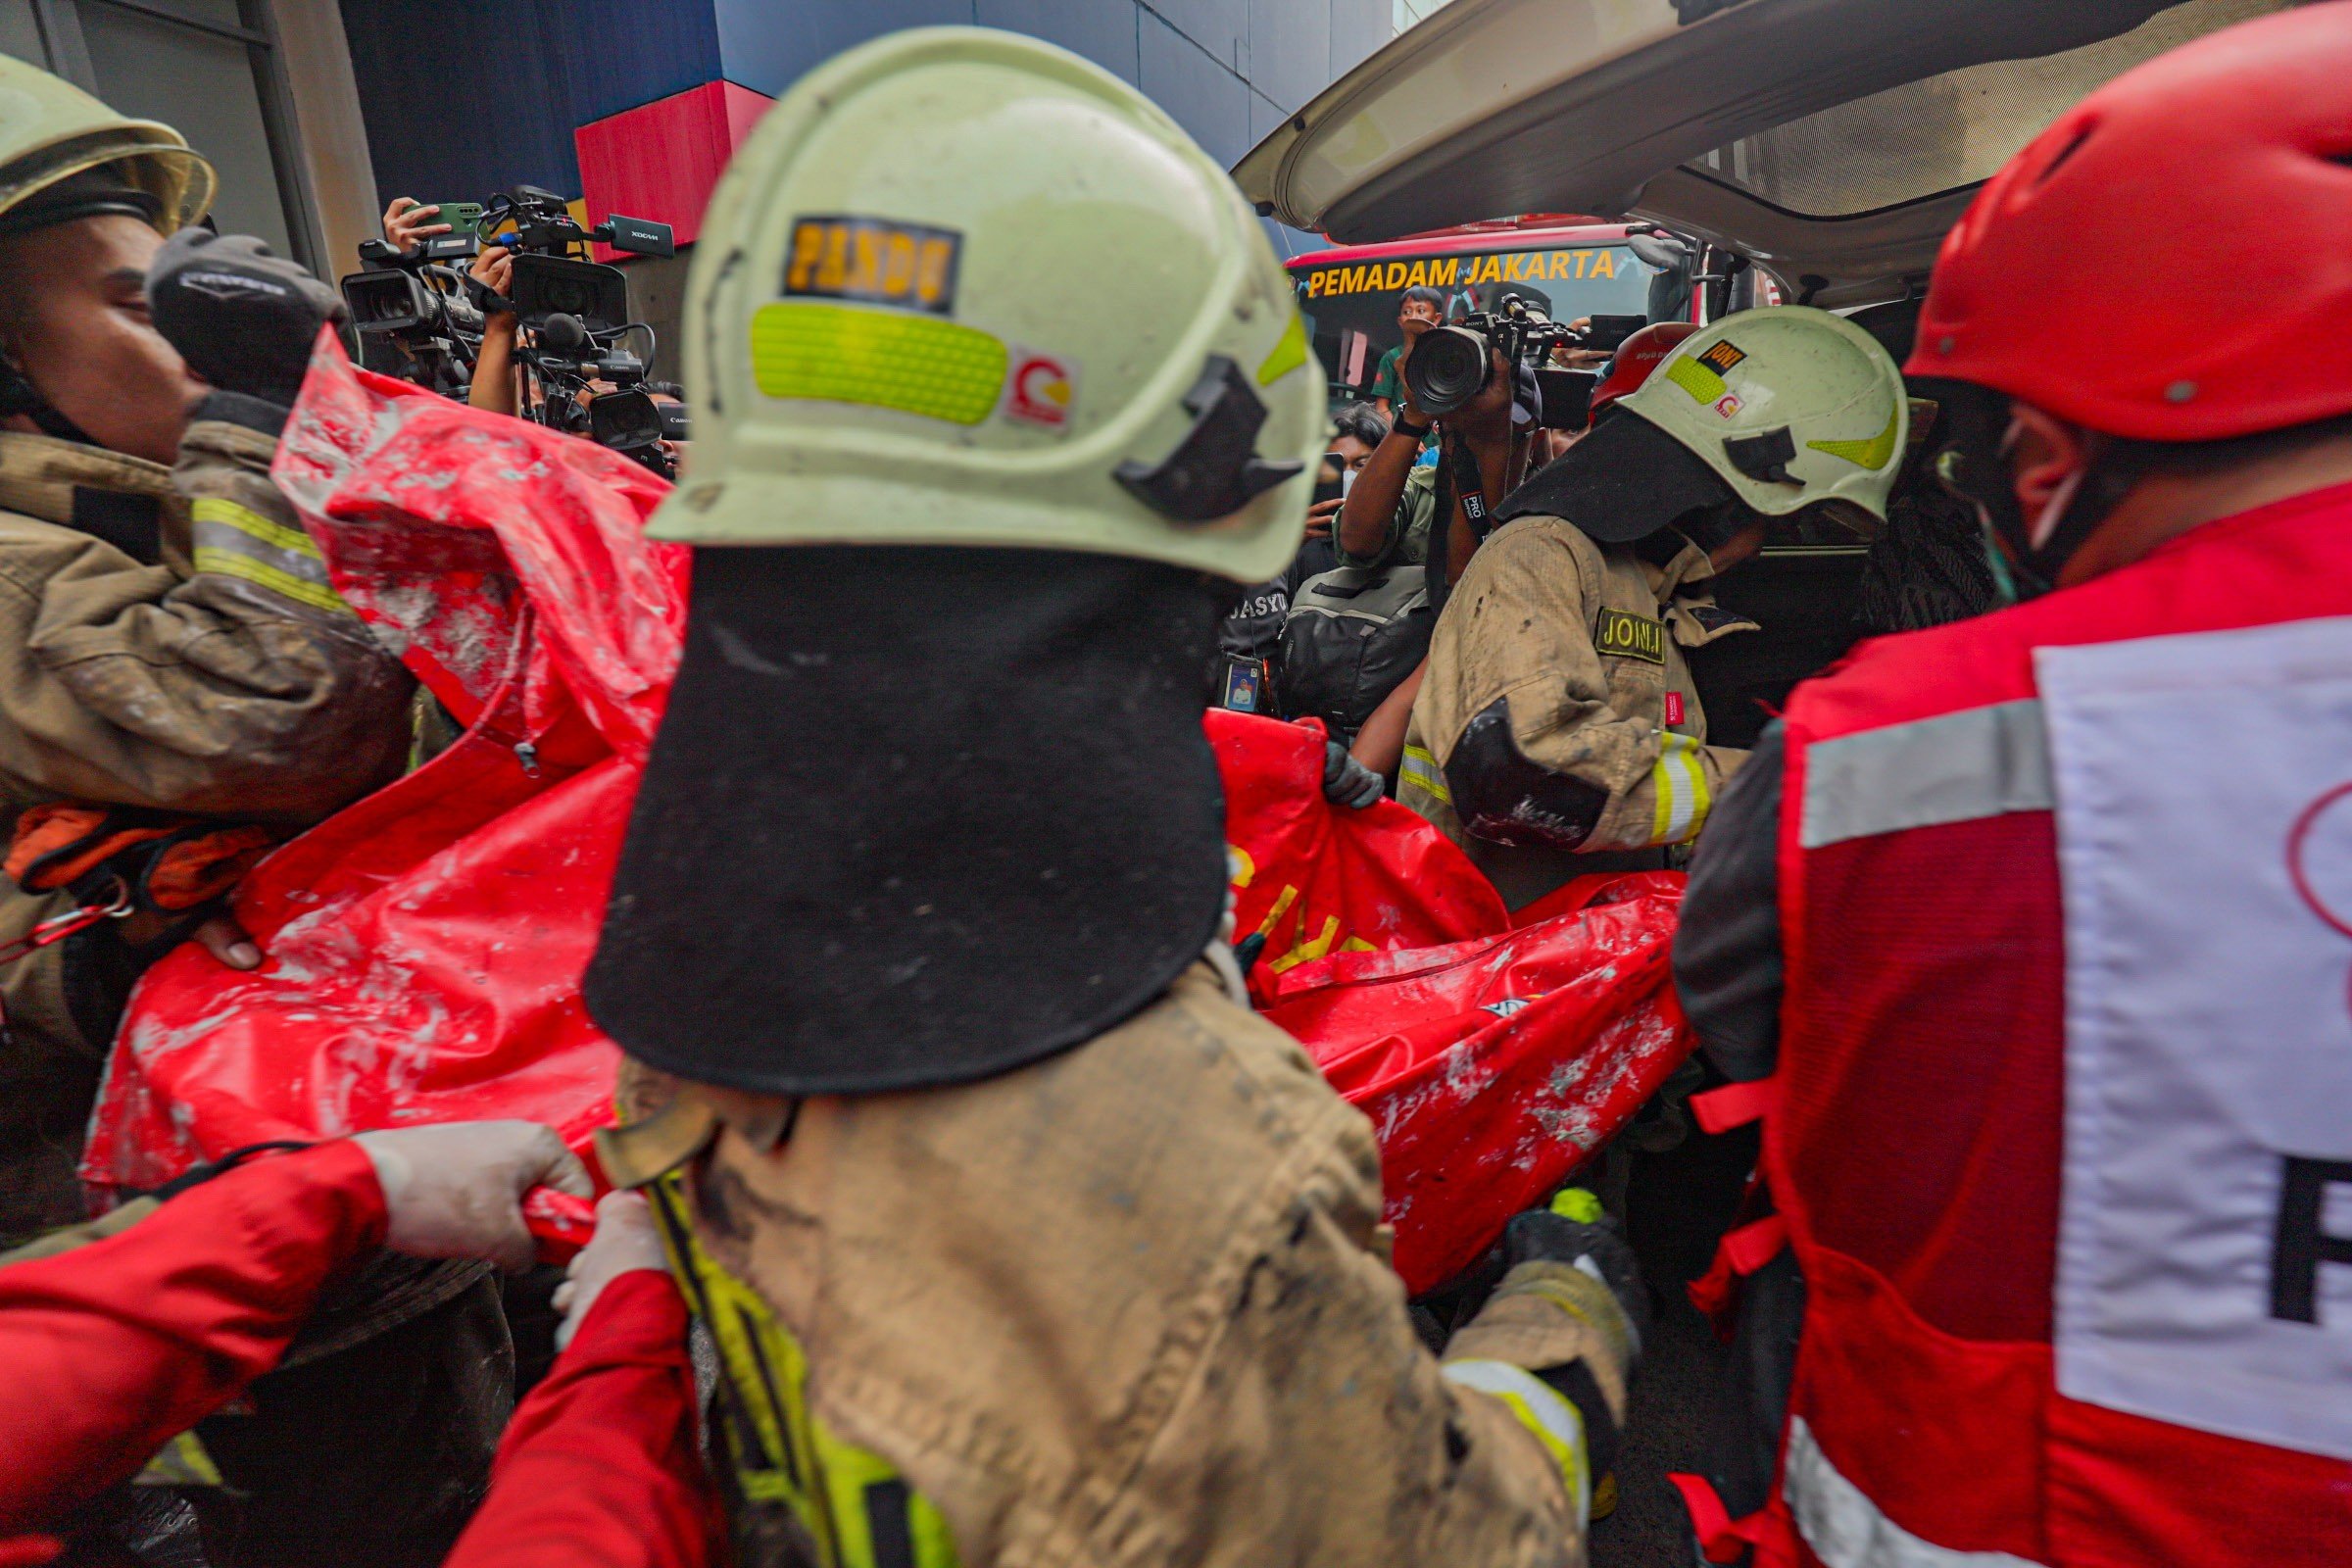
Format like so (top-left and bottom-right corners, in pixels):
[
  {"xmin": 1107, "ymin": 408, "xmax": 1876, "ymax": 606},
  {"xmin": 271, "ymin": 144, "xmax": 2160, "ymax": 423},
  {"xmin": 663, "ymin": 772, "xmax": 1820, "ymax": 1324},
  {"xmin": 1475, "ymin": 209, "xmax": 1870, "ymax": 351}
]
[
  {"xmin": 353, "ymin": 1119, "xmax": 590, "ymax": 1274},
  {"xmin": 552, "ymin": 1191, "xmax": 669, "ymax": 1350}
]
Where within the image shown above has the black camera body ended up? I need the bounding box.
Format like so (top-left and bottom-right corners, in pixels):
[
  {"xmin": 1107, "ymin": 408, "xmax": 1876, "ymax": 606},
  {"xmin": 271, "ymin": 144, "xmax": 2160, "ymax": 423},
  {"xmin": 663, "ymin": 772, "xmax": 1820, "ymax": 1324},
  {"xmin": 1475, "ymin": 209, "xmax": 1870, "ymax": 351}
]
[
  {"xmin": 1404, "ymin": 298, "xmax": 1648, "ymax": 429},
  {"xmin": 507, "ymin": 252, "xmax": 632, "ymax": 333},
  {"xmin": 341, "ymin": 238, "xmax": 482, "ymax": 397},
  {"xmin": 1404, "ymin": 294, "xmax": 1572, "ymax": 416},
  {"xmin": 466, "ymin": 186, "xmax": 685, "ymax": 475}
]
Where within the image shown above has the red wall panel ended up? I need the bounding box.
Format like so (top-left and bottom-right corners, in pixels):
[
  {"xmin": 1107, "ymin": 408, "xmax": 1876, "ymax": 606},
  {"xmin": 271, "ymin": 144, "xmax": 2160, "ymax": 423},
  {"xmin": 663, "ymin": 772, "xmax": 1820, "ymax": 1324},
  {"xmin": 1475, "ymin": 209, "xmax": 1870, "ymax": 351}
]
[{"xmin": 575, "ymin": 78, "xmax": 774, "ymax": 257}]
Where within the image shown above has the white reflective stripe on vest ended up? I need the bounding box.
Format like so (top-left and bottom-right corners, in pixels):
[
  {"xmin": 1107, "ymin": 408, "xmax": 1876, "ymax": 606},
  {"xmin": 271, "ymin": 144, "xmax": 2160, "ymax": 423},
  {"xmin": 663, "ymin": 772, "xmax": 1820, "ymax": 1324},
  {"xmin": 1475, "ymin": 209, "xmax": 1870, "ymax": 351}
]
[
  {"xmin": 1784, "ymin": 1417, "xmax": 2046, "ymax": 1568},
  {"xmin": 2039, "ymin": 616, "xmax": 2352, "ymax": 1461},
  {"xmin": 1800, "ymin": 700, "xmax": 2051, "ymax": 849}
]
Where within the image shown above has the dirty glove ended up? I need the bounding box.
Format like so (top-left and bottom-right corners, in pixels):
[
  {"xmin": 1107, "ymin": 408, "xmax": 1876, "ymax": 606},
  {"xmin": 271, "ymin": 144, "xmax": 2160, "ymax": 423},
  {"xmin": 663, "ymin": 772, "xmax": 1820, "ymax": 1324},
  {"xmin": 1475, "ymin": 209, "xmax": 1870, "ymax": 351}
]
[
  {"xmin": 1504, "ymin": 1188, "xmax": 1650, "ymax": 1365},
  {"xmin": 552, "ymin": 1191, "xmax": 669, "ymax": 1350},
  {"xmin": 147, "ymin": 230, "xmax": 345, "ymax": 410},
  {"xmin": 353, "ymin": 1120, "xmax": 590, "ymax": 1274},
  {"xmin": 1322, "ymin": 739, "xmax": 1385, "ymax": 809},
  {"xmin": 8, "ymin": 804, "xmax": 278, "ymax": 914},
  {"xmin": 1444, "ymin": 1190, "xmax": 1647, "ymax": 1521}
]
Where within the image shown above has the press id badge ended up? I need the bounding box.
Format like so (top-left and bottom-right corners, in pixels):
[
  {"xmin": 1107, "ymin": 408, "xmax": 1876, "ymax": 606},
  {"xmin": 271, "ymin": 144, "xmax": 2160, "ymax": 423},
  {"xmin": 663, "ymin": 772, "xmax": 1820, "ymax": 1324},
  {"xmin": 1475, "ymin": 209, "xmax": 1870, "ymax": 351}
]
[{"xmin": 1220, "ymin": 657, "xmax": 1265, "ymax": 713}]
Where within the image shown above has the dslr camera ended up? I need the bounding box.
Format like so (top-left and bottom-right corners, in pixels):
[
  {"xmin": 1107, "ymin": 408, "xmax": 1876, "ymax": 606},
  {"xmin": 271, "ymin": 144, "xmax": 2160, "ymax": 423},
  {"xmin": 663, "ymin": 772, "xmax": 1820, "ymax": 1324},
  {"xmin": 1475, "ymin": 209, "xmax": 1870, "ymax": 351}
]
[{"xmin": 1403, "ymin": 293, "xmax": 1645, "ymax": 430}]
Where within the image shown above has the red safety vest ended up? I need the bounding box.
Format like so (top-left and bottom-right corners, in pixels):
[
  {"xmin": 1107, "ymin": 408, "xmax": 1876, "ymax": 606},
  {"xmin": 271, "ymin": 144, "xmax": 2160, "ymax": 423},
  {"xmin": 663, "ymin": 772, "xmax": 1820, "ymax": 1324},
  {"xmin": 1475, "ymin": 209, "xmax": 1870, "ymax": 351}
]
[{"xmin": 1680, "ymin": 481, "xmax": 2352, "ymax": 1568}]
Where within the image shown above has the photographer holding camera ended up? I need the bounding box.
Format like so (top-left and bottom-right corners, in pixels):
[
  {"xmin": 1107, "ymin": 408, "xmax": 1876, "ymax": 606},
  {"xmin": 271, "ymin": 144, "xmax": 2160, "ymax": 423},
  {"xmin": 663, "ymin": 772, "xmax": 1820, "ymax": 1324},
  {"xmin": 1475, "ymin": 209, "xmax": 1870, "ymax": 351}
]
[{"xmin": 0, "ymin": 59, "xmax": 417, "ymax": 1238}]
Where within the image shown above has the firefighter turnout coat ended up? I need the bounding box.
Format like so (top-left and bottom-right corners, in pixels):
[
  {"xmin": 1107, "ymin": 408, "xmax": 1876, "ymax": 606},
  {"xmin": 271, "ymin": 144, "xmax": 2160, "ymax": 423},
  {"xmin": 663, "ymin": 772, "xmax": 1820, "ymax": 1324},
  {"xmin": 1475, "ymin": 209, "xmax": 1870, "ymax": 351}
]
[
  {"xmin": 1397, "ymin": 513, "xmax": 1753, "ymax": 902},
  {"xmin": 613, "ymin": 960, "xmax": 1632, "ymax": 1568},
  {"xmin": 0, "ymin": 415, "xmax": 412, "ymax": 1236}
]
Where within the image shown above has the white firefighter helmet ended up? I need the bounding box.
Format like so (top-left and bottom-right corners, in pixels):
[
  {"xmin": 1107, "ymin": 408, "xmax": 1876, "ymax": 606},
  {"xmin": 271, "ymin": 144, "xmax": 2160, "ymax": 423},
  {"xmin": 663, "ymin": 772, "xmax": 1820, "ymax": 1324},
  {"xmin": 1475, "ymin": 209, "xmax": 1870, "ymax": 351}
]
[{"xmin": 652, "ymin": 26, "xmax": 1324, "ymax": 583}]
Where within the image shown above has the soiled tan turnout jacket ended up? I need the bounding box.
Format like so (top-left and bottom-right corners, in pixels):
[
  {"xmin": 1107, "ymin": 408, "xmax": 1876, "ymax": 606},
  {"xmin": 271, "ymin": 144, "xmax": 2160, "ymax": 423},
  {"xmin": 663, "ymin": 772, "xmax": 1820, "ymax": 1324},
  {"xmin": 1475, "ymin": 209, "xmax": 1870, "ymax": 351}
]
[
  {"xmin": 1399, "ymin": 514, "xmax": 1753, "ymax": 904},
  {"xmin": 619, "ymin": 962, "xmax": 1630, "ymax": 1568},
  {"xmin": 0, "ymin": 422, "xmax": 413, "ymax": 1235}
]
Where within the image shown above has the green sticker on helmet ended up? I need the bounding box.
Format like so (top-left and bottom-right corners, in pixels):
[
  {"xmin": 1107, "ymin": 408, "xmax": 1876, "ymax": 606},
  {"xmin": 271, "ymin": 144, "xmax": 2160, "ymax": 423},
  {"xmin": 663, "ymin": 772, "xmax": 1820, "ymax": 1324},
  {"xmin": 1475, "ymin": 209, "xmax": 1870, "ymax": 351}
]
[{"xmin": 749, "ymin": 302, "xmax": 1005, "ymax": 424}]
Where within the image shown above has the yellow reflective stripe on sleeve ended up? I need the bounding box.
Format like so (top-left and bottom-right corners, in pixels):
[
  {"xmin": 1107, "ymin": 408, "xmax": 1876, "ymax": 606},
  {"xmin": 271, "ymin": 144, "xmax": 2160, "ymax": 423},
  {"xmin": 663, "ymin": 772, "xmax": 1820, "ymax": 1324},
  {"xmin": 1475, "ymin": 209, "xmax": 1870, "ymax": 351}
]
[
  {"xmin": 1647, "ymin": 731, "xmax": 1709, "ymax": 846},
  {"xmin": 190, "ymin": 497, "xmax": 354, "ymax": 616},
  {"xmin": 191, "ymin": 496, "xmax": 324, "ymax": 562},
  {"xmin": 191, "ymin": 548, "xmax": 355, "ymax": 615},
  {"xmin": 1400, "ymin": 743, "xmax": 1451, "ymax": 806},
  {"xmin": 1442, "ymin": 1358, "xmax": 1593, "ymax": 1529}
]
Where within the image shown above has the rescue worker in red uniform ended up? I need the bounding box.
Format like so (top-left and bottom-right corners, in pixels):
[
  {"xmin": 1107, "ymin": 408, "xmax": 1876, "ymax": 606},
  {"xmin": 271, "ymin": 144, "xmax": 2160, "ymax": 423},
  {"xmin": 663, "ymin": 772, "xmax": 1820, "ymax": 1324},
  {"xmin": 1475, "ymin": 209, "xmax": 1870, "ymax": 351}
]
[
  {"xmin": 1671, "ymin": 8, "xmax": 2352, "ymax": 1563},
  {"xmin": 0, "ymin": 1121, "xmax": 594, "ymax": 1550}
]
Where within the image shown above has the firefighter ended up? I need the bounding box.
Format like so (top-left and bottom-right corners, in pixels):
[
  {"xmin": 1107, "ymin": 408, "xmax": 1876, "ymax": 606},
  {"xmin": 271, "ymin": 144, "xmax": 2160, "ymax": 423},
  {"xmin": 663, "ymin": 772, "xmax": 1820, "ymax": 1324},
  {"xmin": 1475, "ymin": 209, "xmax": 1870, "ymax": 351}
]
[
  {"xmin": 582, "ymin": 28, "xmax": 1645, "ymax": 1568},
  {"xmin": 1672, "ymin": 7, "xmax": 2352, "ymax": 1561},
  {"xmin": 0, "ymin": 58, "xmax": 413, "ymax": 1237},
  {"xmin": 1396, "ymin": 309, "xmax": 1906, "ymax": 908}
]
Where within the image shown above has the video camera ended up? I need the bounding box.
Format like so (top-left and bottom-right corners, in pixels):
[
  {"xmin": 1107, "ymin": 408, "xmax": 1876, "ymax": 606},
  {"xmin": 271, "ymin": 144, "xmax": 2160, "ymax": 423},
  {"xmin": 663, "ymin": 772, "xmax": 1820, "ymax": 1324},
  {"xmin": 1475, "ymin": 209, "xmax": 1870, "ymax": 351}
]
[
  {"xmin": 1403, "ymin": 294, "xmax": 1646, "ymax": 429},
  {"xmin": 341, "ymin": 237, "xmax": 483, "ymax": 397},
  {"xmin": 472, "ymin": 185, "xmax": 686, "ymax": 477}
]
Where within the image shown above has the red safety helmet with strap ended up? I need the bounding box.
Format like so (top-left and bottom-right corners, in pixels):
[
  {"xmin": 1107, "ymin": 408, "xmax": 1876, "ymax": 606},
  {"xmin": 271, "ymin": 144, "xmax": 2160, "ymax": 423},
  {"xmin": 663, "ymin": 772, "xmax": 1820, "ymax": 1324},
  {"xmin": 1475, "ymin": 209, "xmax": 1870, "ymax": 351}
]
[
  {"xmin": 1588, "ymin": 320, "xmax": 1697, "ymax": 425},
  {"xmin": 1909, "ymin": 2, "xmax": 2352, "ymax": 442}
]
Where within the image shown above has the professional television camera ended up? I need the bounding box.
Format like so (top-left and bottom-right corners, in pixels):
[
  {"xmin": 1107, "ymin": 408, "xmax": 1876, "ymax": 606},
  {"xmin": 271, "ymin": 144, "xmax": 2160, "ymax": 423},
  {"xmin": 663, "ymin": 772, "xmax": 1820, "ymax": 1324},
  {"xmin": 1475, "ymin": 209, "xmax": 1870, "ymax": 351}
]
[
  {"xmin": 1403, "ymin": 292, "xmax": 1645, "ymax": 429},
  {"xmin": 470, "ymin": 185, "xmax": 684, "ymax": 476},
  {"xmin": 341, "ymin": 237, "xmax": 483, "ymax": 397}
]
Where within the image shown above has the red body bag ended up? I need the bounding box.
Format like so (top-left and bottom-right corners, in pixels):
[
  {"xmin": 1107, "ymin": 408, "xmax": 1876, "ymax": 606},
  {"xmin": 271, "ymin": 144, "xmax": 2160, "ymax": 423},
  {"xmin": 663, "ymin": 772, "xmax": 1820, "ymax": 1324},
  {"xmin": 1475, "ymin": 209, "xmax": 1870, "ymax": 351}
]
[
  {"xmin": 1263, "ymin": 875, "xmax": 1693, "ymax": 1293},
  {"xmin": 83, "ymin": 351, "xmax": 1695, "ymax": 1293}
]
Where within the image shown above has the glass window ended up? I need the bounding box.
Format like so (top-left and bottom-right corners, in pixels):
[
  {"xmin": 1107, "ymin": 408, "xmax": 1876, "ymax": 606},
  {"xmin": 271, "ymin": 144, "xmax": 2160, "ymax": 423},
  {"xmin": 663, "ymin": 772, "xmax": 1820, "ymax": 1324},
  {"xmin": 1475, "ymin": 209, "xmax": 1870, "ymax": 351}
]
[{"xmin": 77, "ymin": 0, "xmax": 292, "ymax": 253}]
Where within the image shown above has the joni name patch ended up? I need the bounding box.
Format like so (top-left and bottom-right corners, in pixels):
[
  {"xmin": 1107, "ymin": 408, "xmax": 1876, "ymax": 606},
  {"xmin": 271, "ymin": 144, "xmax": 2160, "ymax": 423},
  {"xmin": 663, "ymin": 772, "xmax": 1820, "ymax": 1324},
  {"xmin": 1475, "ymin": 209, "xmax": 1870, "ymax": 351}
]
[{"xmin": 1596, "ymin": 609, "xmax": 1666, "ymax": 664}]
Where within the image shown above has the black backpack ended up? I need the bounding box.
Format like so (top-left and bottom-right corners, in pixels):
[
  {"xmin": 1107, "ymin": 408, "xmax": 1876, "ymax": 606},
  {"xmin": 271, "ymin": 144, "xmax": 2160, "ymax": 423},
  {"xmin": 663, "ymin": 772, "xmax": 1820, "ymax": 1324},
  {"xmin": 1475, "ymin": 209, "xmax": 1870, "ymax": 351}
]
[{"xmin": 1275, "ymin": 563, "xmax": 1435, "ymax": 744}]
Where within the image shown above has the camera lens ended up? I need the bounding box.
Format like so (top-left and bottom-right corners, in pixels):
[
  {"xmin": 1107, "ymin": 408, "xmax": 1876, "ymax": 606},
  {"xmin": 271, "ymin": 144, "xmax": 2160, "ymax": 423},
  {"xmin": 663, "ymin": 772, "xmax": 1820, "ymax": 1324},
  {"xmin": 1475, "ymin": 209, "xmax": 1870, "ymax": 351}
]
[{"xmin": 1405, "ymin": 325, "xmax": 1492, "ymax": 416}]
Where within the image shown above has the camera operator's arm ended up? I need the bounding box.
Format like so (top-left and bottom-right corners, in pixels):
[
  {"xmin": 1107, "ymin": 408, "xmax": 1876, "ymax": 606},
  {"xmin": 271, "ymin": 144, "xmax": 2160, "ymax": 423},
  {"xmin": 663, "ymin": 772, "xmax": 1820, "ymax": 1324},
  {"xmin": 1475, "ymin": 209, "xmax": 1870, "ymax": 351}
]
[
  {"xmin": 1436, "ymin": 349, "xmax": 1526, "ymax": 585},
  {"xmin": 1336, "ymin": 410, "xmax": 1428, "ymax": 566},
  {"xmin": 468, "ymin": 246, "xmax": 519, "ymax": 417}
]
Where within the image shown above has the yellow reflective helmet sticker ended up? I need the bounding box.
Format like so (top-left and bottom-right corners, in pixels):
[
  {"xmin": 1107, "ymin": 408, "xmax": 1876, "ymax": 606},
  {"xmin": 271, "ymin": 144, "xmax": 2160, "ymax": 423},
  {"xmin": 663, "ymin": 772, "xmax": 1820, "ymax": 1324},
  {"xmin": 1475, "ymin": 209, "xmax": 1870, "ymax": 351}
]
[
  {"xmin": 750, "ymin": 302, "xmax": 1006, "ymax": 424},
  {"xmin": 1661, "ymin": 354, "xmax": 1728, "ymax": 406},
  {"xmin": 1807, "ymin": 402, "xmax": 1901, "ymax": 471},
  {"xmin": 1255, "ymin": 314, "xmax": 1308, "ymax": 387}
]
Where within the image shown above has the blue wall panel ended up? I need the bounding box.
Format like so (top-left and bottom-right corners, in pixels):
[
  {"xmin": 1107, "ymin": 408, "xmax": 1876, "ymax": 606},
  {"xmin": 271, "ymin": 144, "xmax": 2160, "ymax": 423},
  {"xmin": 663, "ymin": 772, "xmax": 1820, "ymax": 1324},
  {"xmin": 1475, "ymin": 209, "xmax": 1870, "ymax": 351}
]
[
  {"xmin": 711, "ymin": 0, "xmax": 976, "ymax": 98},
  {"xmin": 1244, "ymin": 0, "xmax": 1328, "ymax": 118},
  {"xmin": 1137, "ymin": 9, "xmax": 1248, "ymax": 168},
  {"xmin": 1141, "ymin": 0, "xmax": 1247, "ymax": 74},
  {"xmin": 340, "ymin": 0, "xmax": 720, "ymax": 210},
  {"xmin": 974, "ymin": 0, "xmax": 1139, "ymax": 84},
  {"xmin": 342, "ymin": 0, "xmax": 1387, "ymax": 254}
]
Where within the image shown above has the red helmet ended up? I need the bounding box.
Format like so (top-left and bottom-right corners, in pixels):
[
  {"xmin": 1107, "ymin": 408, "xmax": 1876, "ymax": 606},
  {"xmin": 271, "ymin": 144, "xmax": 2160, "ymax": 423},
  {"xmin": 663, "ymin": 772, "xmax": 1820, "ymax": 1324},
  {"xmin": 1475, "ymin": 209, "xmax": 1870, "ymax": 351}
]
[
  {"xmin": 1589, "ymin": 320, "xmax": 1698, "ymax": 425},
  {"xmin": 1908, "ymin": 2, "xmax": 2352, "ymax": 441}
]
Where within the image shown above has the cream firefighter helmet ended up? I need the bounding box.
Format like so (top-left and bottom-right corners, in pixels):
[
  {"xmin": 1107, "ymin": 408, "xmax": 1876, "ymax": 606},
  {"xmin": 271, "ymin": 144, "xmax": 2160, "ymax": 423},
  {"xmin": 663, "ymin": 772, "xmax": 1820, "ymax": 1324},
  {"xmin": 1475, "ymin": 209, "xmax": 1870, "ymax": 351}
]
[
  {"xmin": 0, "ymin": 54, "xmax": 214, "ymax": 235},
  {"xmin": 652, "ymin": 26, "xmax": 1323, "ymax": 582},
  {"xmin": 1617, "ymin": 306, "xmax": 1908, "ymax": 530}
]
